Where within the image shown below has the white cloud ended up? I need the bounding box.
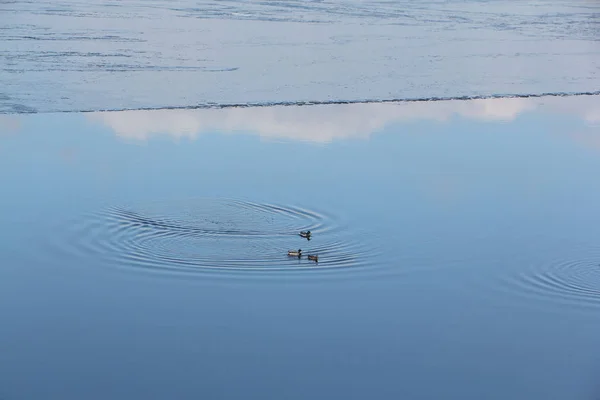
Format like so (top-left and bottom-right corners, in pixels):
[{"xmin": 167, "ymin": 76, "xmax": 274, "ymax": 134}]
[
  {"xmin": 0, "ymin": 115, "xmax": 21, "ymax": 135},
  {"xmin": 540, "ymin": 96, "xmax": 600, "ymax": 126},
  {"xmin": 87, "ymin": 96, "xmax": 600, "ymax": 143}
]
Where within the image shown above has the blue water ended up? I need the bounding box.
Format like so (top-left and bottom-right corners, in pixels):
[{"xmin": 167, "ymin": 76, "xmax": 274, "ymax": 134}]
[
  {"xmin": 2, "ymin": 2, "xmax": 600, "ymax": 398},
  {"xmin": 1, "ymin": 0, "xmax": 599, "ymax": 113},
  {"xmin": 1, "ymin": 95, "xmax": 600, "ymax": 399}
]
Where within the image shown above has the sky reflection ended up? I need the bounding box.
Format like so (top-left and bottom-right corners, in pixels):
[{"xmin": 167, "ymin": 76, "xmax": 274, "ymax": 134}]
[
  {"xmin": 3, "ymin": 96, "xmax": 600, "ymax": 400},
  {"xmin": 0, "ymin": 115, "xmax": 21, "ymax": 135},
  {"xmin": 87, "ymin": 95, "xmax": 600, "ymax": 144}
]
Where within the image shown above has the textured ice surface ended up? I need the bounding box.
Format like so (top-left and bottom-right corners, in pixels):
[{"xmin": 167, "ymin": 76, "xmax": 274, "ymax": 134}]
[{"xmin": 1, "ymin": 0, "xmax": 599, "ymax": 113}]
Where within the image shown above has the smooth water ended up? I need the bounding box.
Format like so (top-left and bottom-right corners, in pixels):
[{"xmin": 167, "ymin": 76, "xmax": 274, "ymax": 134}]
[
  {"xmin": 1, "ymin": 95, "xmax": 600, "ymax": 399},
  {"xmin": 1, "ymin": 0, "xmax": 599, "ymax": 113}
]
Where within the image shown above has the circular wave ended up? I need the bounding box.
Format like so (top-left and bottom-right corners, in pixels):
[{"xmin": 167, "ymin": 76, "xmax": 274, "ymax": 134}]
[
  {"xmin": 487, "ymin": 246, "xmax": 600, "ymax": 311},
  {"xmin": 46, "ymin": 198, "xmax": 378, "ymax": 276}
]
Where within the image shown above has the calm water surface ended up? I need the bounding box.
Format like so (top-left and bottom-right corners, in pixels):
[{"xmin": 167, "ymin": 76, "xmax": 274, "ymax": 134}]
[{"xmin": 1, "ymin": 95, "xmax": 600, "ymax": 399}]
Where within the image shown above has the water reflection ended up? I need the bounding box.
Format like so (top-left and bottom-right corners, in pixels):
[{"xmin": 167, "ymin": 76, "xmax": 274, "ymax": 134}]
[
  {"xmin": 3, "ymin": 94, "xmax": 600, "ymax": 400},
  {"xmin": 88, "ymin": 95, "xmax": 600, "ymax": 143},
  {"xmin": 0, "ymin": 115, "xmax": 20, "ymax": 135},
  {"xmin": 50, "ymin": 199, "xmax": 377, "ymax": 275}
]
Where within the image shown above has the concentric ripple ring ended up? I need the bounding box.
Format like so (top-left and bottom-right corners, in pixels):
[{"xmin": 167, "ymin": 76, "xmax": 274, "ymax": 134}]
[
  {"xmin": 44, "ymin": 198, "xmax": 379, "ymax": 276},
  {"xmin": 483, "ymin": 244, "xmax": 600, "ymax": 312}
]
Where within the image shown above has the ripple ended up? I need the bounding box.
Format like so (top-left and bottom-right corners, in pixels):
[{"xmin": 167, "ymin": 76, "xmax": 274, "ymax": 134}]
[
  {"xmin": 45, "ymin": 198, "xmax": 378, "ymax": 277},
  {"xmin": 489, "ymin": 246, "xmax": 600, "ymax": 311}
]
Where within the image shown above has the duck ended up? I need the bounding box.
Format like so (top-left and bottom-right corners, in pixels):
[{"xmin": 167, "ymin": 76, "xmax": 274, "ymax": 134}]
[
  {"xmin": 288, "ymin": 249, "xmax": 302, "ymax": 257},
  {"xmin": 307, "ymin": 254, "xmax": 318, "ymax": 262},
  {"xmin": 299, "ymin": 230, "xmax": 312, "ymax": 239}
]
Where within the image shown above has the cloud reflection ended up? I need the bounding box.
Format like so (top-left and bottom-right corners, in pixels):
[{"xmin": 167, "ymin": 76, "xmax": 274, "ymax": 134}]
[
  {"xmin": 88, "ymin": 96, "xmax": 600, "ymax": 144},
  {"xmin": 0, "ymin": 115, "xmax": 21, "ymax": 135}
]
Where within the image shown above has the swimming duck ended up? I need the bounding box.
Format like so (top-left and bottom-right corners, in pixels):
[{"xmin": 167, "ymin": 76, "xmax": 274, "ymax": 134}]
[
  {"xmin": 307, "ymin": 254, "xmax": 318, "ymax": 262},
  {"xmin": 288, "ymin": 249, "xmax": 302, "ymax": 257},
  {"xmin": 299, "ymin": 230, "xmax": 312, "ymax": 239}
]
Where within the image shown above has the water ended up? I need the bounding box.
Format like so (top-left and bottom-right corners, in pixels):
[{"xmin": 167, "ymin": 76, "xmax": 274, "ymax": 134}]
[
  {"xmin": 1, "ymin": 0, "xmax": 599, "ymax": 113},
  {"xmin": 1, "ymin": 95, "xmax": 600, "ymax": 399},
  {"xmin": 2, "ymin": 1, "xmax": 600, "ymax": 398},
  {"xmin": 52, "ymin": 199, "xmax": 375, "ymax": 274}
]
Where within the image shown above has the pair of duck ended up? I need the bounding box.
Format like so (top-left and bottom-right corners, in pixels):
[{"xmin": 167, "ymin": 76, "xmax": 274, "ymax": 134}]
[
  {"xmin": 288, "ymin": 231, "xmax": 318, "ymax": 262},
  {"xmin": 288, "ymin": 249, "xmax": 318, "ymax": 262}
]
